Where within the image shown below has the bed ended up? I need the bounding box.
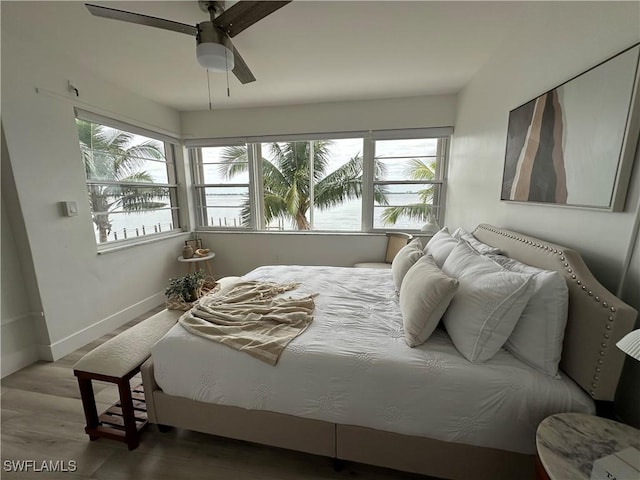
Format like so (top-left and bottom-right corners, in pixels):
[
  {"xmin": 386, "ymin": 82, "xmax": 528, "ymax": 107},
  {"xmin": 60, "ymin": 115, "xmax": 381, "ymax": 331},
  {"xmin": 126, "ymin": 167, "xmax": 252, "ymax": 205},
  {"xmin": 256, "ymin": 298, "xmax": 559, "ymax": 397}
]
[{"xmin": 141, "ymin": 224, "xmax": 638, "ymax": 480}]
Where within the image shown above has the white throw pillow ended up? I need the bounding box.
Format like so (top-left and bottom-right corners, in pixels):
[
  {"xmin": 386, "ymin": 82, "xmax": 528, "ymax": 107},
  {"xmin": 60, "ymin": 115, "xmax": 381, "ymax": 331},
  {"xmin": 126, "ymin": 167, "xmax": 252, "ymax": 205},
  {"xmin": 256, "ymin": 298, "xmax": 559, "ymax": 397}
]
[
  {"xmin": 423, "ymin": 227, "xmax": 458, "ymax": 268},
  {"xmin": 489, "ymin": 255, "xmax": 568, "ymax": 377},
  {"xmin": 441, "ymin": 241, "xmax": 534, "ymax": 363},
  {"xmin": 391, "ymin": 238, "xmax": 423, "ymax": 291},
  {"xmin": 452, "ymin": 227, "xmax": 501, "ymax": 255},
  {"xmin": 400, "ymin": 255, "xmax": 459, "ymax": 347}
]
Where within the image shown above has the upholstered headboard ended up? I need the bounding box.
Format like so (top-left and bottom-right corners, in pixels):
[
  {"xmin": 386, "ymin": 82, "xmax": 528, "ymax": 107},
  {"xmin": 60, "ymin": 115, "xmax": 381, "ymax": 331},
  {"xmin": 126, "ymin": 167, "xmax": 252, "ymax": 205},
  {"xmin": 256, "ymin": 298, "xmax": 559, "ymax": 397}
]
[{"xmin": 472, "ymin": 224, "xmax": 637, "ymax": 402}]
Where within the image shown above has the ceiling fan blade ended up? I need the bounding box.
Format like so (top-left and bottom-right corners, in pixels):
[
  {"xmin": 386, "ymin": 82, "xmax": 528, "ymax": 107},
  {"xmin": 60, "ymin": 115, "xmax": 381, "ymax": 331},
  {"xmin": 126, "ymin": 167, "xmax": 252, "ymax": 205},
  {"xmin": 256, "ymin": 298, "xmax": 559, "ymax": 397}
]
[
  {"xmin": 231, "ymin": 47, "xmax": 256, "ymax": 84},
  {"xmin": 213, "ymin": 1, "xmax": 291, "ymax": 38},
  {"xmin": 85, "ymin": 4, "xmax": 198, "ymax": 36}
]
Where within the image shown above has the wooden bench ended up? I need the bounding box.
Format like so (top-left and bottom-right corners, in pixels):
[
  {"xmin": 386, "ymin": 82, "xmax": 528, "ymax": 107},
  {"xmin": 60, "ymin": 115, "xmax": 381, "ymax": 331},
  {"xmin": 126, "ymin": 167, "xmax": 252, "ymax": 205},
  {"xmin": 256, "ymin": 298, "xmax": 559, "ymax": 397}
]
[{"xmin": 73, "ymin": 309, "xmax": 181, "ymax": 450}]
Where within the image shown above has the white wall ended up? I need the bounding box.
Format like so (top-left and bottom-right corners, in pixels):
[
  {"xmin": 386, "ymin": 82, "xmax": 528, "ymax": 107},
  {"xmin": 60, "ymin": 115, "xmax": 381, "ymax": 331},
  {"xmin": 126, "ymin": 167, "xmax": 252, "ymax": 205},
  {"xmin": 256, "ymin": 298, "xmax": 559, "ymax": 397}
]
[
  {"xmin": 1, "ymin": 127, "xmax": 47, "ymax": 376},
  {"xmin": 181, "ymin": 94, "xmax": 457, "ymax": 139},
  {"xmin": 1, "ymin": 27, "xmax": 187, "ymax": 363},
  {"xmin": 199, "ymin": 232, "xmax": 431, "ymax": 278},
  {"xmin": 1, "ymin": 180, "xmax": 39, "ymax": 376},
  {"xmin": 447, "ymin": 1, "xmax": 639, "ymax": 292},
  {"xmin": 446, "ymin": 1, "xmax": 640, "ymax": 424}
]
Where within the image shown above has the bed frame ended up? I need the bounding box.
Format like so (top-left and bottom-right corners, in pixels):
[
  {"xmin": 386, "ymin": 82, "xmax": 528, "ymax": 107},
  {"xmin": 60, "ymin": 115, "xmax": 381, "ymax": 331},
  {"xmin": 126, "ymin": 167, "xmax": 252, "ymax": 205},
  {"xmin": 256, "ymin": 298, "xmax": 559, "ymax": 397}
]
[{"xmin": 140, "ymin": 224, "xmax": 637, "ymax": 480}]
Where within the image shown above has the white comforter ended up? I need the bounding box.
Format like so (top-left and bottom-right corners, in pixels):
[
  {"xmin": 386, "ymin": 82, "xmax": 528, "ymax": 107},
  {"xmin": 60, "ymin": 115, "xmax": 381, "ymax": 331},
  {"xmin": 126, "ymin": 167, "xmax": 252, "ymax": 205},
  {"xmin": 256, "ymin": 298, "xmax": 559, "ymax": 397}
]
[{"xmin": 152, "ymin": 265, "xmax": 594, "ymax": 454}]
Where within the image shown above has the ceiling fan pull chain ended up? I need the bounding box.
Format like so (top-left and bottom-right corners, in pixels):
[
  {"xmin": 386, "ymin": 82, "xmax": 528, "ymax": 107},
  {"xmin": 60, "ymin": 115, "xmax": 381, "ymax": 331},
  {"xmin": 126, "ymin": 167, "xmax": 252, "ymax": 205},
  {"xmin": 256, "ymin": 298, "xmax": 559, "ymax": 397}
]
[
  {"xmin": 225, "ymin": 49, "xmax": 231, "ymax": 97},
  {"xmin": 207, "ymin": 69, "xmax": 213, "ymax": 111}
]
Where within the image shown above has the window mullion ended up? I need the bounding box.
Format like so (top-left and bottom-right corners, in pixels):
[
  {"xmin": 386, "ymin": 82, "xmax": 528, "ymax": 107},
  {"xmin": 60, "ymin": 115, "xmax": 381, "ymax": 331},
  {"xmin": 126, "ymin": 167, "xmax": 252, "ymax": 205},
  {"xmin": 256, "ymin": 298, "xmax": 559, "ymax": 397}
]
[
  {"xmin": 250, "ymin": 143, "xmax": 264, "ymax": 231},
  {"xmin": 362, "ymin": 134, "xmax": 374, "ymax": 232},
  {"xmin": 436, "ymin": 138, "xmax": 449, "ymax": 226},
  {"xmin": 190, "ymin": 149, "xmax": 207, "ymax": 227},
  {"xmin": 163, "ymin": 145, "xmax": 181, "ymax": 231},
  {"xmin": 309, "ymin": 141, "xmax": 315, "ymax": 229}
]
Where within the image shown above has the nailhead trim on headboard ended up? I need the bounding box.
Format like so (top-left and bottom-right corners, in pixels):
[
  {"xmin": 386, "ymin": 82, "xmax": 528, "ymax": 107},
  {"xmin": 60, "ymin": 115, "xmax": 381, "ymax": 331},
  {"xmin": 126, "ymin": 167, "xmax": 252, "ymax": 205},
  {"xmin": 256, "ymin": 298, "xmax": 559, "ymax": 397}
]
[{"xmin": 473, "ymin": 224, "xmax": 633, "ymax": 399}]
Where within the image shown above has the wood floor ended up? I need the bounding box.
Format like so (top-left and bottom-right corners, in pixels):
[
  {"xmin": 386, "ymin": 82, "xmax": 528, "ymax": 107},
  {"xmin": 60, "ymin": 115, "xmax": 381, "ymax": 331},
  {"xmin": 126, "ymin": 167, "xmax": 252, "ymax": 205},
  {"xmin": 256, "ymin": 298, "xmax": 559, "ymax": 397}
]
[{"xmin": 1, "ymin": 306, "xmax": 437, "ymax": 480}]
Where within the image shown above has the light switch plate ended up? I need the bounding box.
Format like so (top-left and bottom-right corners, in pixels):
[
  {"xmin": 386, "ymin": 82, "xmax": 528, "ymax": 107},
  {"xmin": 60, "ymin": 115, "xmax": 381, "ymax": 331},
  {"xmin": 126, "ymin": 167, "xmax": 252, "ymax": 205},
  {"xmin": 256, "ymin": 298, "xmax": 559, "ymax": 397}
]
[{"xmin": 61, "ymin": 201, "xmax": 78, "ymax": 217}]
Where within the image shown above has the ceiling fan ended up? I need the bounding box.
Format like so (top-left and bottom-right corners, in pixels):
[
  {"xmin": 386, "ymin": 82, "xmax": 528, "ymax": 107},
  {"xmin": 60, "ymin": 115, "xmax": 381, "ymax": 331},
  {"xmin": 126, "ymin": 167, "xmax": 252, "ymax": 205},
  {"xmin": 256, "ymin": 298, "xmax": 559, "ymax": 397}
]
[{"xmin": 85, "ymin": 1, "xmax": 291, "ymax": 84}]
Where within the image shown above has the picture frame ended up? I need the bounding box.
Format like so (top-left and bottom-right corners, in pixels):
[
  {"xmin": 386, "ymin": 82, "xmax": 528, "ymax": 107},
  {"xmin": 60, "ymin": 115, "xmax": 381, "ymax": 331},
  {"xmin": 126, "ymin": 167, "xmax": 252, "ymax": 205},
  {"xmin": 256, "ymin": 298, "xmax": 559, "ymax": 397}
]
[{"xmin": 501, "ymin": 43, "xmax": 640, "ymax": 211}]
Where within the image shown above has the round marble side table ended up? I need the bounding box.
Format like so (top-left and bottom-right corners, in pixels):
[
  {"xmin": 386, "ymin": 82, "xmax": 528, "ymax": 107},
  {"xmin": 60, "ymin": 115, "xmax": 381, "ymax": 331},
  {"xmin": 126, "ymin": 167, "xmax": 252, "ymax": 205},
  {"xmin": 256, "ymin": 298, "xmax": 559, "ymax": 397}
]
[{"xmin": 536, "ymin": 412, "xmax": 640, "ymax": 480}]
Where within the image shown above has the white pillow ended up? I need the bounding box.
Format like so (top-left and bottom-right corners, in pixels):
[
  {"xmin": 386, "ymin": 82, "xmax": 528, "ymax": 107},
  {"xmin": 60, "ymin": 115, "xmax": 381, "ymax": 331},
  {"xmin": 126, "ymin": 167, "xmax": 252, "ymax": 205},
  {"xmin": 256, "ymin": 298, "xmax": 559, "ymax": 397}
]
[
  {"xmin": 400, "ymin": 255, "xmax": 459, "ymax": 347},
  {"xmin": 391, "ymin": 238, "xmax": 423, "ymax": 291},
  {"xmin": 452, "ymin": 227, "xmax": 501, "ymax": 255},
  {"xmin": 489, "ymin": 255, "xmax": 568, "ymax": 377},
  {"xmin": 423, "ymin": 227, "xmax": 458, "ymax": 268},
  {"xmin": 441, "ymin": 241, "xmax": 534, "ymax": 363}
]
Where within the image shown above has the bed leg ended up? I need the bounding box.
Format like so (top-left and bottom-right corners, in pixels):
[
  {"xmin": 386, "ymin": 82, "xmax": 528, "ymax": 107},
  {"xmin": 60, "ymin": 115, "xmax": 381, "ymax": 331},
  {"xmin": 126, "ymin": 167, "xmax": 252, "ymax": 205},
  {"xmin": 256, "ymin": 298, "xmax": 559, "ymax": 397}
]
[
  {"xmin": 157, "ymin": 424, "xmax": 173, "ymax": 433},
  {"xmin": 332, "ymin": 458, "xmax": 345, "ymax": 472}
]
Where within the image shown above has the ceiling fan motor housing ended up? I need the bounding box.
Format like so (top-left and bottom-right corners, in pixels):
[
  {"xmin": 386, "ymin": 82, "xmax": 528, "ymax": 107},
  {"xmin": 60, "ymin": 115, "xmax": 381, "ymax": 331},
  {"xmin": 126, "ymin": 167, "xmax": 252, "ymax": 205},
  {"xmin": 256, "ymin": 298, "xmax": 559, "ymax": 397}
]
[{"xmin": 196, "ymin": 21, "xmax": 235, "ymax": 71}]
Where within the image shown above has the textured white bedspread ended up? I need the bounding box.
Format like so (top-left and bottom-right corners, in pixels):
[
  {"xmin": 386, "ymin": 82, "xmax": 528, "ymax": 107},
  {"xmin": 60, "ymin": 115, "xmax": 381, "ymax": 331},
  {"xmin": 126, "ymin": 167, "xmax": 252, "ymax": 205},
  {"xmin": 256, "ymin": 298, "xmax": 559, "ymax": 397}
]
[{"xmin": 152, "ymin": 265, "xmax": 594, "ymax": 454}]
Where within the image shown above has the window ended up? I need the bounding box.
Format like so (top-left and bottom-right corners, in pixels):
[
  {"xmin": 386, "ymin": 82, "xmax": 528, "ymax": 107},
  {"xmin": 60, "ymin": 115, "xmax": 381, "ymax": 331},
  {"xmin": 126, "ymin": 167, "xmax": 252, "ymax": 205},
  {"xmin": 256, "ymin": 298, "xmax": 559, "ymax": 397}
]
[
  {"xmin": 75, "ymin": 115, "xmax": 180, "ymax": 245},
  {"xmin": 258, "ymin": 138, "xmax": 363, "ymax": 231},
  {"xmin": 189, "ymin": 129, "xmax": 450, "ymax": 232},
  {"xmin": 191, "ymin": 145, "xmax": 252, "ymax": 229},
  {"xmin": 373, "ymin": 137, "xmax": 448, "ymax": 230}
]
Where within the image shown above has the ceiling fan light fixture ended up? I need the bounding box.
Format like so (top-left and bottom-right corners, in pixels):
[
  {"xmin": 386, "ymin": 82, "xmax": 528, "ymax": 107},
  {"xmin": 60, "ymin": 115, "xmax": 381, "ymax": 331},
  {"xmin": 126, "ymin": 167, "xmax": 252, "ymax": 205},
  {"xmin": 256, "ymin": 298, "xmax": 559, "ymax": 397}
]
[{"xmin": 196, "ymin": 42, "xmax": 234, "ymax": 71}]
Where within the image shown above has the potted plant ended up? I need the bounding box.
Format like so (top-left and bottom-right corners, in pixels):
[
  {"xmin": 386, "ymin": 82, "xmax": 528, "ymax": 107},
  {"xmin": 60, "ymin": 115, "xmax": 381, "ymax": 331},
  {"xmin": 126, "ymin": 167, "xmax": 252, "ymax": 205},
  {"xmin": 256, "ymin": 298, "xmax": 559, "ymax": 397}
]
[{"xmin": 165, "ymin": 270, "xmax": 206, "ymax": 303}]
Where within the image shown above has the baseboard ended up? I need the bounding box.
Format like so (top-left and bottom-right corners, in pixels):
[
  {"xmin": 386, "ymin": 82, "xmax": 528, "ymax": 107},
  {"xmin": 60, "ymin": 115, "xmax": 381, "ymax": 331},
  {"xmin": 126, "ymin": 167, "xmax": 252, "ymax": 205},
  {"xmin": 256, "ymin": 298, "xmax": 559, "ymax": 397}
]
[
  {"xmin": 1, "ymin": 311, "xmax": 41, "ymax": 327},
  {"xmin": 1, "ymin": 345, "xmax": 39, "ymax": 378},
  {"xmin": 39, "ymin": 291, "xmax": 165, "ymax": 361}
]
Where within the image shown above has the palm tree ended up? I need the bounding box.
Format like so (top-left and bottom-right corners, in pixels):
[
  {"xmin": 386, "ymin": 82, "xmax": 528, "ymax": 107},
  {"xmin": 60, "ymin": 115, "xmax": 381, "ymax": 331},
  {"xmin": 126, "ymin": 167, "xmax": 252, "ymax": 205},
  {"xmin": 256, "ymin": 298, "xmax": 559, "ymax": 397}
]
[
  {"xmin": 381, "ymin": 158, "xmax": 437, "ymax": 225},
  {"xmin": 76, "ymin": 119, "xmax": 168, "ymax": 243},
  {"xmin": 219, "ymin": 141, "xmax": 387, "ymax": 230}
]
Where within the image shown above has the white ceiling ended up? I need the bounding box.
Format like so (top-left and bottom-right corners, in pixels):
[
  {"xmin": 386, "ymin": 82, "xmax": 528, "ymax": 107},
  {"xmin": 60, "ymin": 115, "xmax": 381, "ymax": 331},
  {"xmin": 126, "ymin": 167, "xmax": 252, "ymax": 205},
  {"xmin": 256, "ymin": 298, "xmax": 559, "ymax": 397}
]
[{"xmin": 2, "ymin": 1, "xmax": 532, "ymax": 111}]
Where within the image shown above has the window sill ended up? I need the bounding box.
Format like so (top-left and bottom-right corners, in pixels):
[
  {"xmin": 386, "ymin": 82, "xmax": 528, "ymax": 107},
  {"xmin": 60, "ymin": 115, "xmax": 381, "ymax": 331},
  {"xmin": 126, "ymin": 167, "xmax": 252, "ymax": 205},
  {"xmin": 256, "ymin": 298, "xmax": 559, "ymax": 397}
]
[
  {"xmin": 195, "ymin": 229, "xmax": 431, "ymax": 237},
  {"xmin": 96, "ymin": 231, "xmax": 187, "ymax": 255}
]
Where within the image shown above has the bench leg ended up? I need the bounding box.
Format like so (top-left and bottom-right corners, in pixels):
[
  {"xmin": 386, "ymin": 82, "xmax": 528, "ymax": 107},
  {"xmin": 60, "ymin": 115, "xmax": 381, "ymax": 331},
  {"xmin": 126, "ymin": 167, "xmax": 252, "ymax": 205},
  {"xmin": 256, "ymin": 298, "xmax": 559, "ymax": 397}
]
[
  {"xmin": 77, "ymin": 377, "xmax": 100, "ymax": 437},
  {"xmin": 117, "ymin": 378, "xmax": 140, "ymax": 450}
]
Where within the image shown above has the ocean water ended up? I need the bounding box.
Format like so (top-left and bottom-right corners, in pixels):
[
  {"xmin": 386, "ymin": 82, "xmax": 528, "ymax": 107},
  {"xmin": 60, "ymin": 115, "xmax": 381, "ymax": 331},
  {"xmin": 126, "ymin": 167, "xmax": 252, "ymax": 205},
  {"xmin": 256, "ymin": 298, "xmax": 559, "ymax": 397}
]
[
  {"xmin": 98, "ymin": 208, "xmax": 176, "ymax": 242},
  {"xmin": 98, "ymin": 193, "xmax": 424, "ymax": 242}
]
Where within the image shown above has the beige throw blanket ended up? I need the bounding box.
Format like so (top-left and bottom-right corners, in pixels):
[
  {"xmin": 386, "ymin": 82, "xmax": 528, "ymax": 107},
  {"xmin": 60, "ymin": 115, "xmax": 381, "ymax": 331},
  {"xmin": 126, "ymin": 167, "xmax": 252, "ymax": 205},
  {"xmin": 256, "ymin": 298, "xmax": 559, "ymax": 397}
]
[{"xmin": 178, "ymin": 281, "xmax": 316, "ymax": 365}]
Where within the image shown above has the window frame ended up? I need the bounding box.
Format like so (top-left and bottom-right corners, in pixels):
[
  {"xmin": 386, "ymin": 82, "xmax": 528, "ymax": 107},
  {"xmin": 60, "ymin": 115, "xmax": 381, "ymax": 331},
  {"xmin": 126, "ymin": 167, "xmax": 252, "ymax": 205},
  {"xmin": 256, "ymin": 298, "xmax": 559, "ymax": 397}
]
[
  {"xmin": 190, "ymin": 143, "xmax": 257, "ymax": 230},
  {"xmin": 369, "ymin": 136, "xmax": 449, "ymax": 232},
  {"xmin": 187, "ymin": 127, "xmax": 452, "ymax": 234},
  {"xmin": 75, "ymin": 110, "xmax": 183, "ymax": 249}
]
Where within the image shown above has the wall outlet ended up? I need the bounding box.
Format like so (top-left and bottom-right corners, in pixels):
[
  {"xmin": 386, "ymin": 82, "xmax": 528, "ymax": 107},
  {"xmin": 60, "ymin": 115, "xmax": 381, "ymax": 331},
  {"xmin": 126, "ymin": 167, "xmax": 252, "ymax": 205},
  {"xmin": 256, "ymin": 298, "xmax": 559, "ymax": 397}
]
[{"xmin": 60, "ymin": 201, "xmax": 78, "ymax": 217}]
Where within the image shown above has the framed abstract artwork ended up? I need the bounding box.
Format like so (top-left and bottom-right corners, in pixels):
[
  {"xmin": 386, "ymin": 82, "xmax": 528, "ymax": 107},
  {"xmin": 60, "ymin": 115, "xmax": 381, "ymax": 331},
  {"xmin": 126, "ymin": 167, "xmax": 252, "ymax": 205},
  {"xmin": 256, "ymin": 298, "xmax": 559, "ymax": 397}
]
[{"xmin": 501, "ymin": 43, "xmax": 640, "ymax": 211}]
